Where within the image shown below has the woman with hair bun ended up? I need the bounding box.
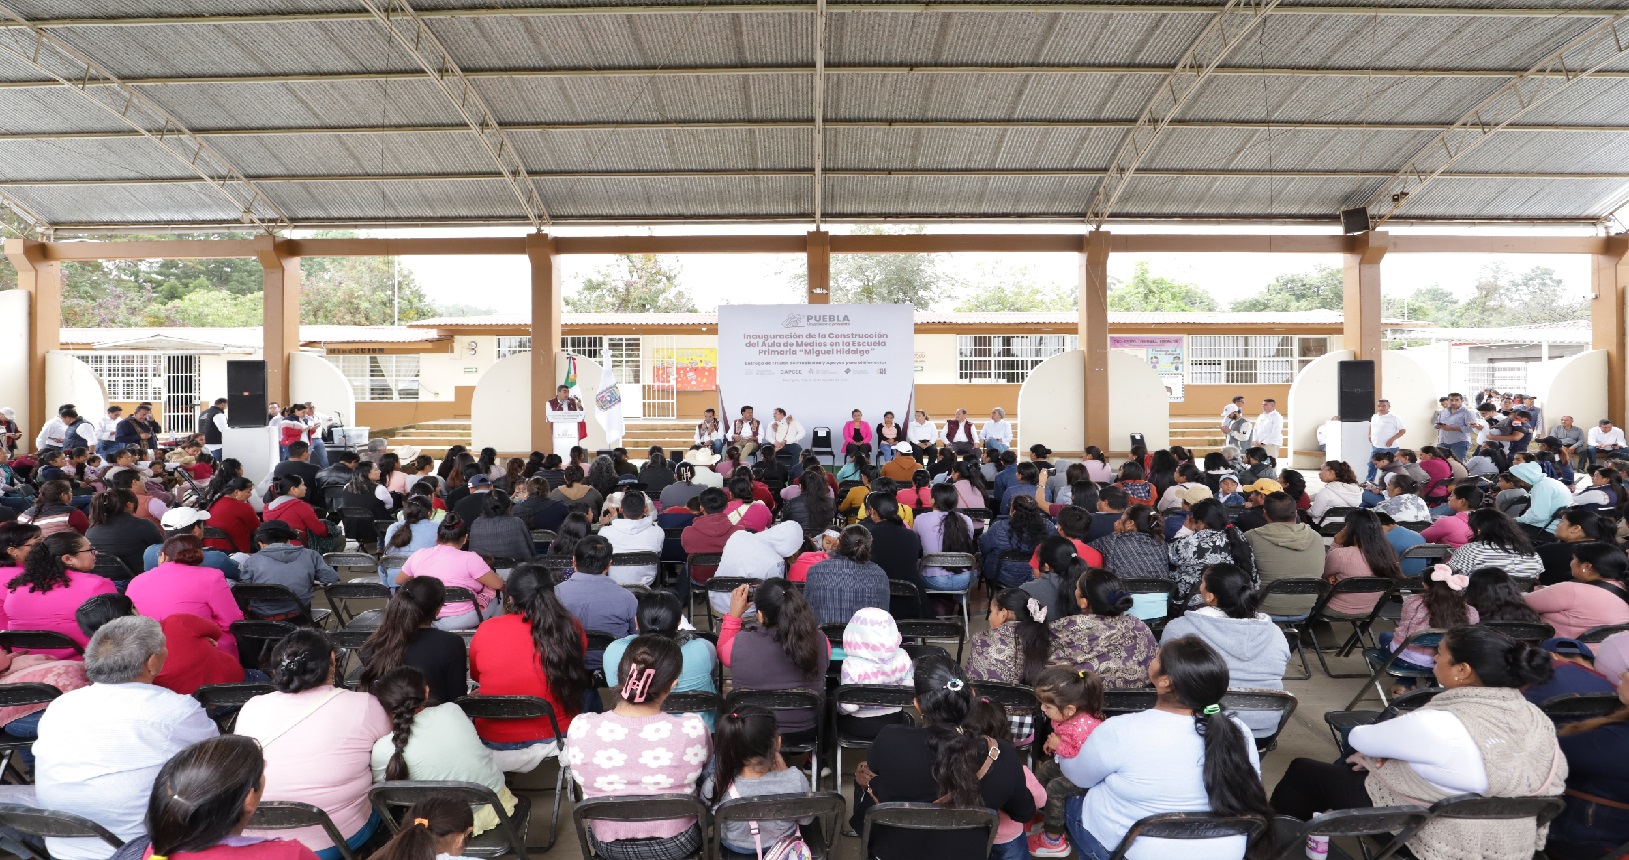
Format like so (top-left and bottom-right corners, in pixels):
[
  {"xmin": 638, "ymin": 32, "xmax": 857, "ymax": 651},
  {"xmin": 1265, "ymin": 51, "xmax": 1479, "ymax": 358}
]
[
  {"xmin": 1063, "ymin": 636, "xmax": 1274, "ymax": 860},
  {"xmin": 1523, "ymin": 541, "xmax": 1629, "ymax": 639},
  {"xmin": 366, "ymin": 797, "xmax": 473, "ymax": 860},
  {"xmin": 236, "ymin": 630, "xmax": 391, "ymax": 859},
  {"xmin": 126, "ymin": 534, "xmax": 243, "ymax": 661},
  {"xmin": 1048, "ymin": 568, "xmax": 1158, "ymax": 690},
  {"xmin": 139, "ymin": 735, "xmax": 320, "ymax": 860},
  {"xmin": 850, "ymin": 653, "xmax": 1040, "ymax": 860},
  {"xmin": 1159, "ymin": 564, "xmax": 1290, "ymax": 737},
  {"xmin": 1273, "ymin": 625, "xmax": 1566, "ymax": 860},
  {"xmin": 568, "ymin": 634, "xmax": 711, "ymax": 860}
]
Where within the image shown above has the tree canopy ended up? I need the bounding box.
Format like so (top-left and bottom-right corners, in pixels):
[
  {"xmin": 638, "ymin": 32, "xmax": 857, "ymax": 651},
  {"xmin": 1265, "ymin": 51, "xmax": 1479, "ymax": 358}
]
[
  {"xmin": 787, "ymin": 225, "xmax": 944, "ymax": 308},
  {"xmin": 1107, "ymin": 262, "xmax": 1218, "ymax": 312},
  {"xmin": 565, "ymin": 253, "xmax": 697, "ymax": 313},
  {"xmin": 1230, "ymin": 264, "xmax": 1343, "ymax": 312},
  {"xmin": 953, "ymin": 265, "xmax": 1076, "ymax": 312}
]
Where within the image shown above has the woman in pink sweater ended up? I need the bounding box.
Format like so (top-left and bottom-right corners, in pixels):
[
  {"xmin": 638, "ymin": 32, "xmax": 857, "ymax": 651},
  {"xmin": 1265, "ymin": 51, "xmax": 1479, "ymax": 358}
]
[
  {"xmin": 1524, "ymin": 541, "xmax": 1629, "ymax": 639},
  {"xmin": 3, "ymin": 530, "xmax": 116, "ymax": 658},
  {"xmin": 126, "ymin": 534, "xmax": 243, "ymax": 660}
]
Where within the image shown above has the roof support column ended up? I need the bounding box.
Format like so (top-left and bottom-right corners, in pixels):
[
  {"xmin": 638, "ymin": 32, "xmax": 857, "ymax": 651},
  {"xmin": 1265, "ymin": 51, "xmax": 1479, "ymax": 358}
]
[
  {"xmin": 3, "ymin": 238, "xmax": 59, "ymax": 441},
  {"xmin": 1343, "ymin": 231, "xmax": 1389, "ymax": 398},
  {"xmin": 806, "ymin": 230, "xmax": 831, "ymax": 304},
  {"xmin": 528, "ymin": 233, "xmax": 562, "ymax": 453},
  {"xmin": 1080, "ymin": 230, "xmax": 1111, "ymax": 451},
  {"xmin": 1592, "ymin": 235, "xmax": 1629, "ymax": 426},
  {"xmin": 255, "ymin": 236, "xmax": 300, "ymax": 408}
]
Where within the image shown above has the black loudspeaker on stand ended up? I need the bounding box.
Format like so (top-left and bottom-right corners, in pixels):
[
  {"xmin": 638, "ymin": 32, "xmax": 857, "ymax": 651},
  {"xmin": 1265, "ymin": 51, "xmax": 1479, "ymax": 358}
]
[
  {"xmin": 1338, "ymin": 360, "xmax": 1375, "ymax": 419},
  {"xmin": 226, "ymin": 360, "xmax": 268, "ymax": 428}
]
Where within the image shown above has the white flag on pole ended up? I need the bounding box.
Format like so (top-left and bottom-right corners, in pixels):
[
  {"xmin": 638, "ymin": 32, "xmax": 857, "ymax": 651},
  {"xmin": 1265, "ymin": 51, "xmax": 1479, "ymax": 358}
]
[{"xmin": 593, "ymin": 348, "xmax": 626, "ymax": 444}]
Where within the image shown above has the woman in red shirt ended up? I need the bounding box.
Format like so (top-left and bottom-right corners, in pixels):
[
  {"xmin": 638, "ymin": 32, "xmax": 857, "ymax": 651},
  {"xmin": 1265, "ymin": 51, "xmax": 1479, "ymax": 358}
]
[
  {"xmin": 468, "ymin": 562, "xmax": 590, "ymax": 749},
  {"xmin": 206, "ymin": 478, "xmax": 261, "ymax": 554},
  {"xmin": 262, "ymin": 475, "xmax": 331, "ymax": 550}
]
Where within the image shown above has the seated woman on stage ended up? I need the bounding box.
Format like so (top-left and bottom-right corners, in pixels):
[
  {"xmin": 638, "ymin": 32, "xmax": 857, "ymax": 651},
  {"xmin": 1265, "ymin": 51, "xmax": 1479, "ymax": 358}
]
[{"xmin": 841, "ymin": 409, "xmax": 874, "ymax": 458}]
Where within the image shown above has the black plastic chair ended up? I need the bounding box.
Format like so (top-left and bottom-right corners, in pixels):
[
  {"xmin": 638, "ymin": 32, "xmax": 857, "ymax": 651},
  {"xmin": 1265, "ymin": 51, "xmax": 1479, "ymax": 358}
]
[
  {"xmin": 1540, "ymin": 692, "xmax": 1624, "ymax": 724},
  {"xmin": 1219, "ymin": 690, "xmax": 1298, "ymax": 753},
  {"xmin": 454, "ymin": 696, "xmax": 567, "ymax": 849},
  {"xmin": 379, "ymin": 554, "xmax": 409, "ymax": 583},
  {"xmin": 1301, "ymin": 577, "xmax": 1398, "ymax": 678},
  {"xmin": 371, "ymin": 780, "xmax": 533, "ymax": 859},
  {"xmin": 831, "ymin": 684, "xmax": 918, "ymax": 779},
  {"xmin": 0, "ymin": 683, "xmax": 58, "ymax": 780},
  {"xmin": 330, "ymin": 629, "xmax": 373, "ymax": 688},
  {"xmin": 531, "ymin": 529, "xmax": 558, "ymax": 546},
  {"xmin": 860, "ymin": 803, "xmax": 997, "ymax": 860},
  {"xmin": 809, "ymin": 427, "xmax": 836, "ymax": 464},
  {"xmin": 610, "ymin": 551, "xmax": 660, "ymax": 584},
  {"xmin": 896, "ymin": 618, "xmax": 966, "ymax": 662},
  {"xmin": 1103, "ymin": 688, "xmax": 1159, "ymax": 718},
  {"xmin": 323, "ymin": 581, "xmax": 390, "ymax": 627},
  {"xmin": 1107, "ymin": 811, "xmax": 1269, "ymax": 860},
  {"xmin": 250, "ymin": 801, "xmax": 357, "ymax": 860},
  {"xmin": 820, "ymin": 623, "xmax": 846, "ymax": 650},
  {"xmin": 0, "ymin": 804, "xmax": 122, "ymax": 860},
  {"xmin": 202, "ymin": 525, "xmax": 241, "ymax": 553},
  {"xmin": 574, "ymin": 795, "xmax": 709, "ymax": 860},
  {"xmin": 230, "ymin": 583, "xmax": 332, "ymax": 628},
  {"xmin": 0, "ymin": 630, "xmax": 83, "ymax": 657},
  {"xmin": 91, "ymin": 552, "xmax": 135, "ymax": 584},
  {"xmin": 324, "ymin": 551, "xmax": 380, "ymax": 574},
  {"xmin": 1317, "ymin": 507, "xmax": 1358, "ymax": 537},
  {"xmin": 1581, "ymin": 623, "xmax": 1629, "ymax": 643},
  {"xmin": 713, "ymin": 792, "xmax": 846, "ymax": 860},
  {"xmin": 1120, "ymin": 577, "xmax": 1180, "ymax": 622},
  {"xmin": 972, "ymin": 681, "xmax": 1042, "ymax": 752},
  {"xmin": 229, "ymin": 619, "xmax": 298, "ymax": 672},
  {"xmin": 1480, "ymin": 620, "xmax": 1554, "ymax": 645},
  {"xmin": 1345, "ymin": 628, "xmax": 1446, "ymax": 710},
  {"xmin": 192, "ymin": 681, "xmax": 274, "ymax": 731},
  {"xmin": 661, "ymin": 690, "xmax": 722, "ymax": 719},
  {"xmin": 1400, "ymin": 543, "xmax": 1454, "ymax": 564},
  {"xmin": 443, "ymin": 586, "xmax": 478, "ymax": 605},
  {"xmin": 919, "ymin": 551, "xmax": 977, "ymax": 629},
  {"xmin": 345, "ymin": 608, "xmax": 384, "ymax": 631},
  {"xmin": 1274, "ymin": 806, "xmax": 1431, "ymax": 860},
  {"xmin": 1423, "ymin": 792, "xmax": 1565, "ymax": 831},
  {"xmin": 704, "ymin": 576, "xmax": 762, "ymax": 629},
  {"xmin": 888, "ymin": 578, "xmax": 925, "ymax": 618},
  {"xmin": 724, "ymin": 689, "xmax": 823, "ymax": 788},
  {"xmin": 1259, "ymin": 577, "xmax": 1328, "ymax": 680},
  {"xmin": 1323, "ymin": 688, "xmax": 1441, "ymax": 759}
]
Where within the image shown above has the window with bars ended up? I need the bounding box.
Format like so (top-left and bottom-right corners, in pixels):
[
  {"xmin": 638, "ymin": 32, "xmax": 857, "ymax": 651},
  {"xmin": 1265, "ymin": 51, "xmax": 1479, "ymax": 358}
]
[
  {"xmin": 956, "ymin": 335, "xmax": 1079, "ymax": 383},
  {"xmin": 561, "ymin": 335, "xmax": 642, "ymax": 385},
  {"xmin": 78, "ymin": 354, "xmax": 164, "ymax": 401},
  {"xmin": 1188, "ymin": 336, "xmax": 1329, "ymax": 384},
  {"xmin": 325, "ymin": 355, "xmax": 422, "ymax": 401},
  {"xmin": 496, "ymin": 336, "xmax": 532, "ymax": 359}
]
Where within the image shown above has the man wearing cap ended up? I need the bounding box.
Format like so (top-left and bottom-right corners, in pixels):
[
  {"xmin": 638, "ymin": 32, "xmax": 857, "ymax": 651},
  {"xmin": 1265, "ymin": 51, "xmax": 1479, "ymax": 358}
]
[
  {"xmin": 1520, "ymin": 634, "xmax": 1628, "ymax": 706},
  {"xmin": 1219, "ymin": 395, "xmax": 1245, "ymax": 431},
  {"xmin": 880, "ymin": 442, "xmax": 921, "ymax": 484},
  {"xmin": 1233, "ymin": 478, "xmax": 1283, "ymax": 532},
  {"xmin": 1244, "ymin": 492, "xmax": 1323, "ymax": 617},
  {"xmin": 1587, "ymin": 418, "xmax": 1626, "ymax": 470},
  {"xmin": 452, "ymin": 473, "xmax": 496, "ymax": 524},
  {"xmin": 1163, "ymin": 485, "xmax": 1217, "ymax": 539},
  {"xmin": 142, "ymin": 507, "xmax": 240, "ymax": 578}
]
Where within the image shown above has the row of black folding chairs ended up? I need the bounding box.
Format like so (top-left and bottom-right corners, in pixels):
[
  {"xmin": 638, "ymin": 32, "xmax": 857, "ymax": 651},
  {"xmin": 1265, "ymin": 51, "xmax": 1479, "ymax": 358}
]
[{"xmin": 1324, "ymin": 684, "xmax": 1628, "ymax": 760}]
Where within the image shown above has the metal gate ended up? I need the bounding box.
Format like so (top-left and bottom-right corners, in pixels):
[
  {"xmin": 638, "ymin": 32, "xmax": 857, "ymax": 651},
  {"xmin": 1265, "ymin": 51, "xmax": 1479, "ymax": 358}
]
[
  {"xmin": 643, "ymin": 336, "xmax": 678, "ymax": 420},
  {"xmin": 162, "ymin": 354, "xmax": 200, "ymax": 434}
]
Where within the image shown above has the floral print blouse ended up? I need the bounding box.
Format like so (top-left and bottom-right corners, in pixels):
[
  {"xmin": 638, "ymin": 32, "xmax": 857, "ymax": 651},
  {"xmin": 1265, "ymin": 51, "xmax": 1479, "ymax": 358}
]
[{"xmin": 1046, "ymin": 613, "xmax": 1158, "ymax": 690}]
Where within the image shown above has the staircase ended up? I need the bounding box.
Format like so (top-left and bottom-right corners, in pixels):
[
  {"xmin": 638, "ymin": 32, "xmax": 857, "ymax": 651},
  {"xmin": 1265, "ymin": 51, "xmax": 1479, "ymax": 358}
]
[
  {"xmin": 379, "ymin": 420, "xmax": 472, "ymax": 459},
  {"xmin": 622, "ymin": 421, "xmax": 703, "ymax": 454},
  {"xmin": 1168, "ymin": 416, "xmax": 1291, "ymax": 456}
]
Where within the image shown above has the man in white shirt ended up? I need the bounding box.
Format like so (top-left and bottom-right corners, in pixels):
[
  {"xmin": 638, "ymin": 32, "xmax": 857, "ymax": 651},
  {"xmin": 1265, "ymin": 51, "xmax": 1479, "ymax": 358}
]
[
  {"xmin": 694, "ymin": 407, "xmax": 725, "ymax": 455},
  {"xmin": 942, "ymin": 409, "xmax": 979, "ymax": 455},
  {"xmin": 1316, "ymin": 415, "xmax": 1340, "ymax": 452},
  {"xmin": 1586, "ymin": 418, "xmax": 1627, "ymax": 469},
  {"xmin": 1250, "ymin": 398, "xmax": 1285, "ymax": 459},
  {"xmin": 94, "ymin": 406, "xmax": 124, "ymax": 459},
  {"xmin": 761, "ymin": 408, "xmax": 806, "ymax": 460},
  {"xmin": 1367, "ymin": 399, "xmax": 1407, "ymax": 482},
  {"xmin": 1219, "ymin": 395, "xmax": 1245, "ymax": 431},
  {"xmin": 979, "ymin": 407, "xmax": 1013, "ymax": 454},
  {"xmin": 34, "ymin": 615, "xmax": 218, "ymax": 860},
  {"xmin": 600, "ymin": 490, "xmax": 665, "ymax": 586},
  {"xmin": 33, "ymin": 403, "xmax": 75, "ymax": 453}
]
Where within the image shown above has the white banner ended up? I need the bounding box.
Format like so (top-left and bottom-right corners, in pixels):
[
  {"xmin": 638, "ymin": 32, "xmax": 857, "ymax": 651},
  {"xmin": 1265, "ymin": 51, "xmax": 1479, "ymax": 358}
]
[{"xmin": 717, "ymin": 304, "xmax": 915, "ymax": 451}]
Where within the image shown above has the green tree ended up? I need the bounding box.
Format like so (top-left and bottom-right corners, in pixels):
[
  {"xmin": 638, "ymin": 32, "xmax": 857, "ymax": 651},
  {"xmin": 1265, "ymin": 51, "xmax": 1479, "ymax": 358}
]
[
  {"xmin": 1383, "ymin": 284, "xmax": 1461, "ymax": 325},
  {"xmin": 432, "ymin": 301, "xmax": 497, "ymax": 318},
  {"xmin": 790, "ymin": 226, "xmax": 947, "ymax": 308},
  {"xmin": 954, "ymin": 264, "xmax": 1075, "ymax": 312},
  {"xmin": 159, "ymin": 290, "xmax": 264, "ymax": 327},
  {"xmin": 0, "ymin": 255, "xmax": 15, "ymax": 292},
  {"xmin": 300, "ymin": 255, "xmax": 436, "ymax": 325},
  {"xmin": 1107, "ymin": 261, "xmax": 1217, "ymax": 312},
  {"xmin": 1230, "ymin": 264, "xmax": 1344, "ymax": 312},
  {"xmin": 1457, "ymin": 263, "xmax": 1587, "ymax": 327},
  {"xmin": 565, "ymin": 253, "xmax": 696, "ymax": 313}
]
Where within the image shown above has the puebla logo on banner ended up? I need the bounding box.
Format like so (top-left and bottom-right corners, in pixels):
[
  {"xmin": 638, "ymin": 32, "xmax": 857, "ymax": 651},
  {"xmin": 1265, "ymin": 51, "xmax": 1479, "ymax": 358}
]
[{"xmin": 718, "ymin": 304, "xmax": 915, "ymax": 438}]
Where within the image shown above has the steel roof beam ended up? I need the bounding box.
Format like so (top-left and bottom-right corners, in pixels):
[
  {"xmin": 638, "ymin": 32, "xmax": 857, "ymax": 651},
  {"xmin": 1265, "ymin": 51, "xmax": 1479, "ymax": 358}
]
[
  {"xmin": 9, "ymin": 118, "xmax": 1629, "ymax": 141},
  {"xmin": 0, "ymin": 190, "xmax": 47, "ymax": 237},
  {"xmin": 813, "ymin": 0, "xmax": 827, "ymax": 226},
  {"xmin": 6, "ymin": 3, "xmax": 1623, "ymax": 27},
  {"xmin": 356, "ymin": 0, "xmax": 550, "ymax": 231},
  {"xmin": 1365, "ymin": 13, "xmax": 1629, "ymax": 227},
  {"xmin": 0, "ymin": 4, "xmax": 289, "ymax": 232},
  {"xmin": 1085, "ymin": 0, "xmax": 1282, "ymax": 226},
  {"xmin": 8, "ymin": 63, "xmax": 1614, "ymax": 90}
]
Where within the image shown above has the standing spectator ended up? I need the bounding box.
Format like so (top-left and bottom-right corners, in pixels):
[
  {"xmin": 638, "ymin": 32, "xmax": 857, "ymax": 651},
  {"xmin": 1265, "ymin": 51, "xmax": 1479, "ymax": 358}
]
[
  {"xmin": 470, "ymin": 563, "xmax": 590, "ymax": 763},
  {"xmin": 1250, "ymin": 398, "xmax": 1285, "ymax": 460},
  {"xmin": 1433, "ymin": 392, "xmax": 1477, "ymax": 461},
  {"xmin": 1368, "ymin": 399, "xmax": 1407, "ymax": 479},
  {"xmin": 33, "ymin": 616, "xmax": 218, "ymax": 860},
  {"xmin": 804, "ymin": 525, "xmax": 890, "ymax": 626}
]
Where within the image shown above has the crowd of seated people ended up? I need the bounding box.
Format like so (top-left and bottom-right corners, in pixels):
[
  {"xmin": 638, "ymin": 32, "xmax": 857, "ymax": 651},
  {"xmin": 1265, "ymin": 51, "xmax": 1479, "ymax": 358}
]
[{"xmin": 0, "ymin": 412, "xmax": 1627, "ymax": 860}]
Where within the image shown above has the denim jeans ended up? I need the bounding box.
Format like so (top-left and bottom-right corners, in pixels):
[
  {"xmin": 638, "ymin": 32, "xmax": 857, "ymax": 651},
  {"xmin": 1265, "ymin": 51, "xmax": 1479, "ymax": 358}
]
[
  {"xmin": 989, "ymin": 835, "xmax": 1031, "ymax": 860},
  {"xmin": 309, "ymin": 437, "xmax": 330, "ymax": 468},
  {"xmin": 986, "ymin": 441, "xmax": 1011, "ymax": 454},
  {"xmin": 1444, "ymin": 441, "xmax": 1470, "ymax": 461},
  {"xmin": 1063, "ymin": 797, "xmax": 1114, "ymax": 860},
  {"xmin": 313, "ymin": 811, "xmax": 378, "ymax": 860},
  {"xmin": 922, "ymin": 572, "xmax": 972, "ymax": 593}
]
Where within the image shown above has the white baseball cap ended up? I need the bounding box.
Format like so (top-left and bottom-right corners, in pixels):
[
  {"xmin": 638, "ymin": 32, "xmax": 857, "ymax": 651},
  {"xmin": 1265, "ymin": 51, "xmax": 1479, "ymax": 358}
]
[
  {"xmin": 895, "ymin": 442, "xmax": 913, "ymax": 454},
  {"xmin": 160, "ymin": 507, "xmax": 210, "ymax": 531}
]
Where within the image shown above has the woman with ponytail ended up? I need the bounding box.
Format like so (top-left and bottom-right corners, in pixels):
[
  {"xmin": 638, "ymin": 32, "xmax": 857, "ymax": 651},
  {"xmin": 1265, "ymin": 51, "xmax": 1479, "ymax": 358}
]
[
  {"xmin": 469, "ymin": 562, "xmax": 589, "ymax": 753},
  {"xmin": 914, "ymin": 482, "xmax": 977, "ymax": 592},
  {"xmin": 1168, "ymin": 497, "xmax": 1256, "ymax": 609},
  {"xmin": 1023, "ymin": 535, "xmax": 1089, "ymax": 621},
  {"xmin": 1048, "ymin": 568, "xmax": 1158, "ymax": 690},
  {"xmin": 1273, "ymin": 625, "xmax": 1565, "ymax": 860},
  {"xmin": 367, "ymin": 666, "xmax": 519, "ymax": 836},
  {"xmin": 380, "ymin": 497, "xmax": 438, "ymax": 576},
  {"xmin": 569, "ymin": 635, "xmax": 711, "ymax": 860},
  {"xmin": 1065, "ymin": 636, "xmax": 1274, "ymax": 860},
  {"xmin": 721, "ymin": 578, "xmax": 831, "ymax": 739},
  {"xmin": 1159, "ymin": 564, "xmax": 1290, "ymax": 737},
  {"xmin": 367, "ymin": 798, "xmax": 472, "ymax": 860},
  {"xmin": 357, "ymin": 576, "xmax": 466, "ymax": 706},
  {"xmin": 141, "ymin": 735, "xmax": 319, "ymax": 860},
  {"xmin": 850, "ymin": 654, "xmax": 1039, "ymax": 860}
]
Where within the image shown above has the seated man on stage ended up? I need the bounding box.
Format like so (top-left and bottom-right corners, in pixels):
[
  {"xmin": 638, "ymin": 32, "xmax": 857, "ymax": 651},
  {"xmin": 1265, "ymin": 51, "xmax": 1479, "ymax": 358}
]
[
  {"xmin": 730, "ymin": 406, "xmax": 762, "ymax": 459},
  {"xmin": 695, "ymin": 408, "xmax": 726, "ymax": 455},
  {"xmin": 907, "ymin": 409, "xmax": 939, "ymax": 461},
  {"xmin": 841, "ymin": 409, "xmax": 874, "ymax": 458},
  {"xmin": 942, "ymin": 408, "xmax": 979, "ymax": 455},
  {"xmin": 763, "ymin": 407, "xmax": 806, "ymax": 461},
  {"xmin": 980, "ymin": 407, "xmax": 1013, "ymax": 454}
]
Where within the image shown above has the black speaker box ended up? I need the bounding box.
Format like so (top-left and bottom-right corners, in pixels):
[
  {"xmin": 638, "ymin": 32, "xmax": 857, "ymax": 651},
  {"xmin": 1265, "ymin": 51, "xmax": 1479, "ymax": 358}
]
[
  {"xmin": 226, "ymin": 360, "xmax": 268, "ymax": 428},
  {"xmin": 1341, "ymin": 207, "xmax": 1370, "ymax": 235},
  {"xmin": 1338, "ymin": 360, "xmax": 1376, "ymax": 420}
]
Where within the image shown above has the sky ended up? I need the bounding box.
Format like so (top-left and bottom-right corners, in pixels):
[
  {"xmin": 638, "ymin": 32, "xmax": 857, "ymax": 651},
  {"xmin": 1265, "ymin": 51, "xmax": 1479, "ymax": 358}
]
[{"xmin": 363, "ymin": 222, "xmax": 1599, "ymax": 316}]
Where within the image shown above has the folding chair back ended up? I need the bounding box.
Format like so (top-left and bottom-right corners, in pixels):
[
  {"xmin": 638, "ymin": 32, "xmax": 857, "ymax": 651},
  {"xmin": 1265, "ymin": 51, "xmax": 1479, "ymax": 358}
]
[
  {"xmin": 192, "ymin": 681, "xmax": 274, "ymax": 732},
  {"xmin": 1283, "ymin": 806, "xmax": 1432, "ymax": 860},
  {"xmin": 0, "ymin": 804, "xmax": 123, "ymax": 857},
  {"xmin": 345, "ymin": 608, "xmax": 384, "ymax": 631},
  {"xmin": 1324, "ymin": 687, "xmax": 1442, "ymax": 758},
  {"xmin": 661, "ymin": 690, "xmax": 722, "ymax": 718},
  {"xmin": 704, "ymin": 576, "xmax": 762, "ymax": 627},
  {"xmin": 1400, "ymin": 543, "xmax": 1453, "ymax": 563},
  {"xmin": 324, "ymin": 551, "xmax": 379, "ymax": 574},
  {"xmin": 1259, "ymin": 577, "xmax": 1327, "ymax": 680},
  {"xmin": 888, "ymin": 578, "xmax": 924, "ymax": 616},
  {"xmin": 442, "ymin": 586, "xmax": 477, "ymax": 605},
  {"xmin": 202, "ymin": 525, "xmax": 241, "ymax": 553},
  {"xmin": 1480, "ymin": 620, "xmax": 1554, "ymax": 645},
  {"xmin": 713, "ymin": 792, "xmax": 846, "ymax": 860},
  {"xmin": 1581, "ymin": 623, "xmax": 1629, "ymax": 643},
  {"xmin": 610, "ymin": 551, "xmax": 660, "ymax": 570},
  {"xmin": 1103, "ymin": 689, "xmax": 1159, "ymax": 718},
  {"xmin": 371, "ymin": 780, "xmax": 534, "ymax": 859},
  {"xmin": 230, "ymin": 583, "xmax": 318, "ymax": 623},
  {"xmin": 820, "ymin": 623, "xmax": 846, "ymax": 650},
  {"xmin": 810, "ymin": 427, "xmax": 835, "ymax": 464},
  {"xmin": 230, "ymin": 619, "xmax": 298, "ymax": 671},
  {"xmin": 1317, "ymin": 508, "xmax": 1358, "ymax": 536},
  {"xmin": 323, "ymin": 582, "xmax": 390, "ymax": 626},
  {"xmin": 534, "ymin": 554, "xmax": 575, "ymax": 575},
  {"xmin": 1424, "ymin": 793, "xmax": 1565, "ymax": 828},
  {"xmin": 454, "ymin": 695, "xmax": 564, "ymax": 739},
  {"xmin": 723, "ymin": 689, "xmax": 823, "ymax": 786},
  {"xmin": 1305, "ymin": 577, "xmax": 1398, "ymax": 678},
  {"xmin": 1107, "ymin": 811, "xmax": 1268, "ymax": 860},
  {"xmin": 531, "ymin": 530, "xmax": 558, "ymax": 545},
  {"xmin": 250, "ymin": 801, "xmax": 357, "ymax": 860},
  {"xmin": 91, "ymin": 552, "xmax": 135, "ymax": 583},
  {"xmin": 896, "ymin": 618, "xmax": 966, "ymax": 662},
  {"xmin": 1119, "ymin": 577, "xmax": 1180, "ymax": 621},
  {"xmin": 1218, "ymin": 690, "xmax": 1297, "ymax": 753},
  {"xmin": 0, "ymin": 630, "xmax": 83, "ymax": 657},
  {"xmin": 0, "ymin": 683, "xmax": 60, "ymax": 778},
  {"xmin": 574, "ymin": 795, "xmax": 710, "ymax": 860},
  {"xmin": 379, "ymin": 554, "xmax": 409, "ymax": 580},
  {"xmin": 861, "ymin": 803, "xmax": 998, "ymax": 860},
  {"xmin": 330, "ymin": 630, "xmax": 373, "ymax": 686},
  {"xmin": 1539, "ymin": 692, "xmax": 1624, "ymax": 724},
  {"xmin": 971, "ymin": 681, "xmax": 1041, "ymax": 751}
]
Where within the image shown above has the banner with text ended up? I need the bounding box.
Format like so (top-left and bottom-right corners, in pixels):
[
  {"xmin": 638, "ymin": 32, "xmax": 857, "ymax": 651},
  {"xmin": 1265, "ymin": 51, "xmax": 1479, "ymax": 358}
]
[{"xmin": 717, "ymin": 304, "xmax": 915, "ymax": 446}]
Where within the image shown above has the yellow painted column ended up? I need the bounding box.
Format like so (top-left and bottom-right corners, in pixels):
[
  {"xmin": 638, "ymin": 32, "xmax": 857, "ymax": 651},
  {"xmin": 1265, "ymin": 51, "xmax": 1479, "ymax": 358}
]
[
  {"xmin": 255, "ymin": 236, "xmax": 300, "ymax": 408},
  {"xmin": 1342, "ymin": 230, "xmax": 1390, "ymax": 397},
  {"xmin": 528, "ymin": 233, "xmax": 562, "ymax": 453},
  {"xmin": 3, "ymin": 239, "xmax": 59, "ymax": 441},
  {"xmin": 806, "ymin": 230, "xmax": 831, "ymax": 304},
  {"xmin": 1079, "ymin": 230, "xmax": 1111, "ymax": 451}
]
